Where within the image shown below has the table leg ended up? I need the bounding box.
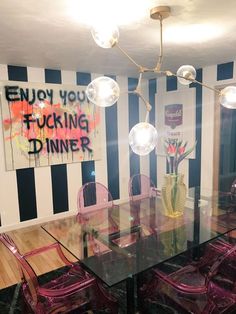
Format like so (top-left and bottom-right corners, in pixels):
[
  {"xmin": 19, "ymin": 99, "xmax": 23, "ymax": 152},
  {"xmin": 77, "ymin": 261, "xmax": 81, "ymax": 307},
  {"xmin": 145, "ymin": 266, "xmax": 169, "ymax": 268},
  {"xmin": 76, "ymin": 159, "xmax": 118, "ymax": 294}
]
[
  {"xmin": 136, "ymin": 273, "xmax": 142, "ymax": 312},
  {"xmin": 193, "ymin": 188, "xmax": 201, "ymax": 260},
  {"xmin": 83, "ymin": 231, "xmax": 88, "ymax": 258},
  {"xmin": 126, "ymin": 276, "xmax": 135, "ymax": 314}
]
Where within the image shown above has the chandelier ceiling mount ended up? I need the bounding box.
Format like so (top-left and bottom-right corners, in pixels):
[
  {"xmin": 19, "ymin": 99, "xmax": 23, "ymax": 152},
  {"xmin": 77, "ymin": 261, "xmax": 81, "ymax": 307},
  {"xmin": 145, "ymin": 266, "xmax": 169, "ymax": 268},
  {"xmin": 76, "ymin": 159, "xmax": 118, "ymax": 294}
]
[{"xmin": 150, "ymin": 6, "xmax": 171, "ymax": 20}]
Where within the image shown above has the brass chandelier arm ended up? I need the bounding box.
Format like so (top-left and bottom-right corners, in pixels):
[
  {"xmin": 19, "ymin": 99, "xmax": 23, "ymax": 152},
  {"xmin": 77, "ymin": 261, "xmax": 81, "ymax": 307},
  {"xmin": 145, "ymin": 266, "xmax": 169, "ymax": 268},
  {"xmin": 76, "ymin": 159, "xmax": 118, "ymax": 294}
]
[
  {"xmin": 115, "ymin": 43, "xmax": 142, "ymax": 70},
  {"xmin": 193, "ymin": 79, "xmax": 221, "ymax": 95},
  {"xmin": 116, "ymin": 14, "xmax": 165, "ymax": 73},
  {"xmin": 155, "ymin": 15, "xmax": 163, "ymax": 71},
  {"xmin": 128, "ymin": 72, "xmax": 152, "ymax": 118},
  {"xmin": 165, "ymin": 71, "xmax": 221, "ymax": 95},
  {"xmin": 145, "ymin": 111, "xmax": 150, "ymax": 123},
  {"xmin": 138, "ymin": 92, "xmax": 152, "ymax": 112},
  {"xmin": 136, "ymin": 72, "xmax": 143, "ymax": 92},
  {"xmin": 128, "ymin": 89, "xmax": 152, "ymax": 114},
  {"xmin": 115, "ymin": 43, "xmax": 155, "ymax": 73}
]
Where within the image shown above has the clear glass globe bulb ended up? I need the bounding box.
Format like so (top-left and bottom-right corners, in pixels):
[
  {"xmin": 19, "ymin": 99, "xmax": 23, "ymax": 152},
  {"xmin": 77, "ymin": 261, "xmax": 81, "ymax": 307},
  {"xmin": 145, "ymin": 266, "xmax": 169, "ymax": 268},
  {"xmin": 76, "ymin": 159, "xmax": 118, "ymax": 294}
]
[
  {"xmin": 129, "ymin": 122, "xmax": 158, "ymax": 156},
  {"xmin": 91, "ymin": 24, "xmax": 119, "ymax": 48},
  {"xmin": 177, "ymin": 65, "xmax": 196, "ymax": 85},
  {"xmin": 220, "ymin": 86, "xmax": 236, "ymax": 109},
  {"xmin": 86, "ymin": 76, "xmax": 120, "ymax": 107}
]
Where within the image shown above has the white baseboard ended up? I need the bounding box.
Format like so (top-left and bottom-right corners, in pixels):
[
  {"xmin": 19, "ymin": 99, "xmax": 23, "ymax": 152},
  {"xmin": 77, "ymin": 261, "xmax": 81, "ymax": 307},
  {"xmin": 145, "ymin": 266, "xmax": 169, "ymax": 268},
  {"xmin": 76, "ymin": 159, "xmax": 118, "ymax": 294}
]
[{"xmin": 0, "ymin": 210, "xmax": 77, "ymax": 232}]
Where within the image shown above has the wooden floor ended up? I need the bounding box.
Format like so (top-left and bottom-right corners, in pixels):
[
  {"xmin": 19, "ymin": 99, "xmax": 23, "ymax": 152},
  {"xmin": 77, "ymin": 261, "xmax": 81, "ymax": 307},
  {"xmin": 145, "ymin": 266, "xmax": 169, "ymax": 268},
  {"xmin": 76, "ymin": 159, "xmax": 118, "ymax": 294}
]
[{"xmin": 0, "ymin": 224, "xmax": 77, "ymax": 289}]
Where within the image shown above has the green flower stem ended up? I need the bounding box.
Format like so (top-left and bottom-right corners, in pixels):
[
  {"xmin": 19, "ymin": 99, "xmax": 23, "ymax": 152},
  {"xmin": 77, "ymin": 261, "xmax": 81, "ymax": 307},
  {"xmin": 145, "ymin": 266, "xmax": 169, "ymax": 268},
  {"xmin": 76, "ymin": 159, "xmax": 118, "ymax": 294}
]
[{"xmin": 171, "ymin": 175, "xmax": 178, "ymax": 212}]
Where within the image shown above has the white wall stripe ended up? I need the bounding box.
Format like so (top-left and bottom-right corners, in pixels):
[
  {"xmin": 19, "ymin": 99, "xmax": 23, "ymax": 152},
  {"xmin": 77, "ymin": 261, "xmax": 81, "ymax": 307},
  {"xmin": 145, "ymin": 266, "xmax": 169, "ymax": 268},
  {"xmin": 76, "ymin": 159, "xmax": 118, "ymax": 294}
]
[
  {"xmin": 0, "ymin": 64, "xmax": 8, "ymax": 81},
  {"xmin": 27, "ymin": 66, "xmax": 45, "ymax": 83},
  {"xmin": 139, "ymin": 78, "xmax": 150, "ymax": 176},
  {"xmin": 156, "ymin": 77, "xmax": 166, "ymax": 189},
  {"xmin": 177, "ymin": 75, "xmax": 192, "ymax": 189},
  {"xmin": 233, "ymin": 60, "xmax": 236, "ymax": 80},
  {"xmin": 67, "ymin": 162, "xmax": 83, "ymax": 212},
  {"xmin": 61, "ymin": 70, "xmax": 77, "ymax": 85},
  {"xmin": 92, "ymin": 73, "xmax": 108, "ymax": 187},
  {"xmin": 0, "ymin": 64, "xmax": 20, "ymax": 226},
  {"xmin": 61, "ymin": 70, "xmax": 83, "ymax": 212},
  {"xmin": 117, "ymin": 76, "xmax": 130, "ymax": 201},
  {"xmin": 27, "ymin": 66, "xmax": 54, "ymax": 218},
  {"xmin": 156, "ymin": 156, "xmax": 166, "ymax": 190},
  {"xmin": 149, "ymin": 78, "xmax": 158, "ymax": 185}
]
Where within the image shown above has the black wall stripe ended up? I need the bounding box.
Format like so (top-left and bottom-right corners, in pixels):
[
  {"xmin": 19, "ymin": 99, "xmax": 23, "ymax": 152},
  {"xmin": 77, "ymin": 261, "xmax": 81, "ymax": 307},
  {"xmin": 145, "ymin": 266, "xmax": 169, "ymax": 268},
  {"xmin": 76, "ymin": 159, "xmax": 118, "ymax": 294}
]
[
  {"xmin": 8, "ymin": 65, "xmax": 37, "ymax": 221},
  {"xmin": 76, "ymin": 72, "xmax": 96, "ymax": 185},
  {"xmin": 217, "ymin": 61, "xmax": 235, "ymax": 193},
  {"xmin": 165, "ymin": 75, "xmax": 177, "ymax": 173},
  {"xmin": 45, "ymin": 68, "xmax": 69, "ymax": 213},
  {"xmin": 128, "ymin": 78, "xmax": 140, "ymax": 177},
  {"xmin": 217, "ymin": 61, "xmax": 234, "ymax": 81},
  {"xmin": 166, "ymin": 76, "xmax": 177, "ymax": 91},
  {"xmin": 105, "ymin": 75, "xmax": 120, "ymax": 200},
  {"xmin": 189, "ymin": 69, "xmax": 202, "ymax": 188},
  {"xmin": 44, "ymin": 69, "xmax": 62, "ymax": 84},
  {"xmin": 149, "ymin": 78, "xmax": 157, "ymax": 186},
  {"xmin": 8, "ymin": 65, "xmax": 28, "ymax": 82},
  {"xmin": 16, "ymin": 169, "xmax": 37, "ymax": 221}
]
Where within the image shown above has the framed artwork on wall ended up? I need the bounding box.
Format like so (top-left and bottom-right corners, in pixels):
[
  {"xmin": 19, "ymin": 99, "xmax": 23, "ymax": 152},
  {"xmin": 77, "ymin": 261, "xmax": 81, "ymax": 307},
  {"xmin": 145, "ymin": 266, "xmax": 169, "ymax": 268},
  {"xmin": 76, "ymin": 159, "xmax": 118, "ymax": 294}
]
[
  {"xmin": 0, "ymin": 81, "xmax": 101, "ymax": 170},
  {"xmin": 156, "ymin": 88, "xmax": 196, "ymax": 159}
]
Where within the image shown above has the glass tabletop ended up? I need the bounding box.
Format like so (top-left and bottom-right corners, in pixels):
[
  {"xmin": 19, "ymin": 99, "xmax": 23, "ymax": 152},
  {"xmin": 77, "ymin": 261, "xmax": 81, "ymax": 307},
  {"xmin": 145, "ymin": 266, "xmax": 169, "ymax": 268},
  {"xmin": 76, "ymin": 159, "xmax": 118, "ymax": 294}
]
[{"xmin": 42, "ymin": 187, "xmax": 236, "ymax": 287}]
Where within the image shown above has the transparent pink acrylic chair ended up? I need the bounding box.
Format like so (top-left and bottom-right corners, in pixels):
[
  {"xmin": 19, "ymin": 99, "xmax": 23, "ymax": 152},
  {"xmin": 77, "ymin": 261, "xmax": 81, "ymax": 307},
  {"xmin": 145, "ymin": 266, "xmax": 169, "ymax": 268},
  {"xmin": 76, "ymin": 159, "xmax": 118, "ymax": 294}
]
[
  {"xmin": 0, "ymin": 233, "xmax": 117, "ymax": 314},
  {"xmin": 77, "ymin": 181, "xmax": 114, "ymax": 214},
  {"xmin": 209, "ymin": 178, "xmax": 236, "ymax": 252},
  {"xmin": 219, "ymin": 178, "xmax": 236, "ymax": 213},
  {"xmin": 128, "ymin": 174, "xmax": 159, "ymax": 202},
  {"xmin": 128, "ymin": 174, "xmax": 160, "ymax": 237},
  {"xmin": 77, "ymin": 182, "xmax": 119, "ymax": 254},
  {"xmin": 140, "ymin": 241, "xmax": 236, "ymax": 314}
]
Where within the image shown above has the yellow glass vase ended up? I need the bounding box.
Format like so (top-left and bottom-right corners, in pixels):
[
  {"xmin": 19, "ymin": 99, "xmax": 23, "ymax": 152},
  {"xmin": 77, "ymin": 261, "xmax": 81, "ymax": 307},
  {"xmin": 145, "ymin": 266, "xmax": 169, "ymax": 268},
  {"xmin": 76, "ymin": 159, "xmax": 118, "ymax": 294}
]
[{"xmin": 161, "ymin": 173, "xmax": 186, "ymax": 218}]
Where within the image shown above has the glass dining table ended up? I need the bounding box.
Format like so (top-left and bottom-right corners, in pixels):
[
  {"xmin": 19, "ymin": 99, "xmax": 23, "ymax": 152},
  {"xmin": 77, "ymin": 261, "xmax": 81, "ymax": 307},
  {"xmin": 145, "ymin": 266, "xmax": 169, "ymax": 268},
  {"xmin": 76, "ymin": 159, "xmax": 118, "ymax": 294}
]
[{"xmin": 42, "ymin": 187, "xmax": 236, "ymax": 314}]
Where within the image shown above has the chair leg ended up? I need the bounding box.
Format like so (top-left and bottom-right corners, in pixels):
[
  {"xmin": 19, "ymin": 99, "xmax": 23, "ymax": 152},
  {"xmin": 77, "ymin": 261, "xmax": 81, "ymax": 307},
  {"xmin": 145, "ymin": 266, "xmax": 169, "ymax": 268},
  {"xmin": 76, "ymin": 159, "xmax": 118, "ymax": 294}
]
[
  {"xmin": 93, "ymin": 281, "xmax": 118, "ymax": 314},
  {"xmin": 139, "ymin": 274, "xmax": 159, "ymax": 300}
]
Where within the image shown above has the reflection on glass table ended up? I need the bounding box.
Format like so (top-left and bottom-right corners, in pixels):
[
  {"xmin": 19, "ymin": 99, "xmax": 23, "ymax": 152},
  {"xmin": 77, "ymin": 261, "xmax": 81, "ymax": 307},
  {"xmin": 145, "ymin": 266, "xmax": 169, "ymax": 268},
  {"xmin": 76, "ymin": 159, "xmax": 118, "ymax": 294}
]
[{"xmin": 42, "ymin": 187, "xmax": 236, "ymax": 314}]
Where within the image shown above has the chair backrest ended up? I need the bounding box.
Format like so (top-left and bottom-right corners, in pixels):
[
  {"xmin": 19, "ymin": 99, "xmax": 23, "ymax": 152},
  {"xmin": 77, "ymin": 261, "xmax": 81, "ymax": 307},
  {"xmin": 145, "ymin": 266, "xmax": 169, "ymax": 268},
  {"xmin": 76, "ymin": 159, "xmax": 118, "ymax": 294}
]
[
  {"xmin": 231, "ymin": 179, "xmax": 236, "ymax": 200},
  {"xmin": 77, "ymin": 182, "xmax": 114, "ymax": 213},
  {"xmin": 129, "ymin": 174, "xmax": 156, "ymax": 201},
  {"xmin": 206, "ymin": 244, "xmax": 236, "ymax": 295},
  {"xmin": 0, "ymin": 233, "xmax": 39, "ymax": 304}
]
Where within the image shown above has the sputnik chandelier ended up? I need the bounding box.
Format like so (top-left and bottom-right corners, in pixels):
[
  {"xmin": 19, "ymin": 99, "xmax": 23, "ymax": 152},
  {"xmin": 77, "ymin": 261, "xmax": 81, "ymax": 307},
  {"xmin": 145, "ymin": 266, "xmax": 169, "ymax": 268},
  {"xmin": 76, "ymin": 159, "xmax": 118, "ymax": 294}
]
[{"xmin": 86, "ymin": 6, "xmax": 236, "ymax": 156}]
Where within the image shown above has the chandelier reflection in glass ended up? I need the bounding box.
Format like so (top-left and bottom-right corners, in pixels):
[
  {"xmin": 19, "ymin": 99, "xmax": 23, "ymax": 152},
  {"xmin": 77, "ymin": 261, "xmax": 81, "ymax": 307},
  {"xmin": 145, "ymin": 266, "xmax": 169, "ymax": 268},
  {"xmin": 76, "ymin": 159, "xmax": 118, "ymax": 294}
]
[{"xmin": 86, "ymin": 5, "xmax": 236, "ymax": 156}]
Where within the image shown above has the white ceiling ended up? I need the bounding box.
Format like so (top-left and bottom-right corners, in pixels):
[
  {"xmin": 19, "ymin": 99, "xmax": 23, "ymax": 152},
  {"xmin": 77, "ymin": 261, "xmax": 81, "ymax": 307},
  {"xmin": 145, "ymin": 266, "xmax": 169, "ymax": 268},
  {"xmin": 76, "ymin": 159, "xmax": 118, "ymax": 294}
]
[{"xmin": 0, "ymin": 0, "xmax": 236, "ymax": 78}]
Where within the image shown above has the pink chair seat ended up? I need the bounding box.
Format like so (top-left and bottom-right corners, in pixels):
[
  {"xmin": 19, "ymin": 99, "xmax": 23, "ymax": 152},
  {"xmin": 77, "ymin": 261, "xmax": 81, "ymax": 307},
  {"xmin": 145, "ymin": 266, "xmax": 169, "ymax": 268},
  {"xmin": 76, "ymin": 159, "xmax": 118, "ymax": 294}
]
[
  {"xmin": 29, "ymin": 271, "xmax": 93, "ymax": 313},
  {"xmin": 140, "ymin": 241, "xmax": 236, "ymax": 314},
  {"xmin": 0, "ymin": 233, "xmax": 118, "ymax": 314}
]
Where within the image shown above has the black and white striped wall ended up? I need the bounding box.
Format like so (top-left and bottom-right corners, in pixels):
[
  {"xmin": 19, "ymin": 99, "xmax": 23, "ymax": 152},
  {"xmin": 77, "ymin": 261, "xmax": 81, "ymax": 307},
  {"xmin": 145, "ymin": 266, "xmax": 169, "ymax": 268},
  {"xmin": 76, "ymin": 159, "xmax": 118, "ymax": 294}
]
[
  {"xmin": 0, "ymin": 61, "xmax": 235, "ymax": 229},
  {"xmin": 0, "ymin": 65, "xmax": 155, "ymax": 229}
]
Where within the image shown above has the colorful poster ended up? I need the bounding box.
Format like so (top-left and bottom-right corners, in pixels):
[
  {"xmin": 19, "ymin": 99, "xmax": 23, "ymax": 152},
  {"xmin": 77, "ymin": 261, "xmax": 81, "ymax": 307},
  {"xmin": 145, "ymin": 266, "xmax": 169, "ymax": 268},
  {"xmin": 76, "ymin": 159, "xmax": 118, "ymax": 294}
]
[{"xmin": 0, "ymin": 81, "xmax": 101, "ymax": 170}]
